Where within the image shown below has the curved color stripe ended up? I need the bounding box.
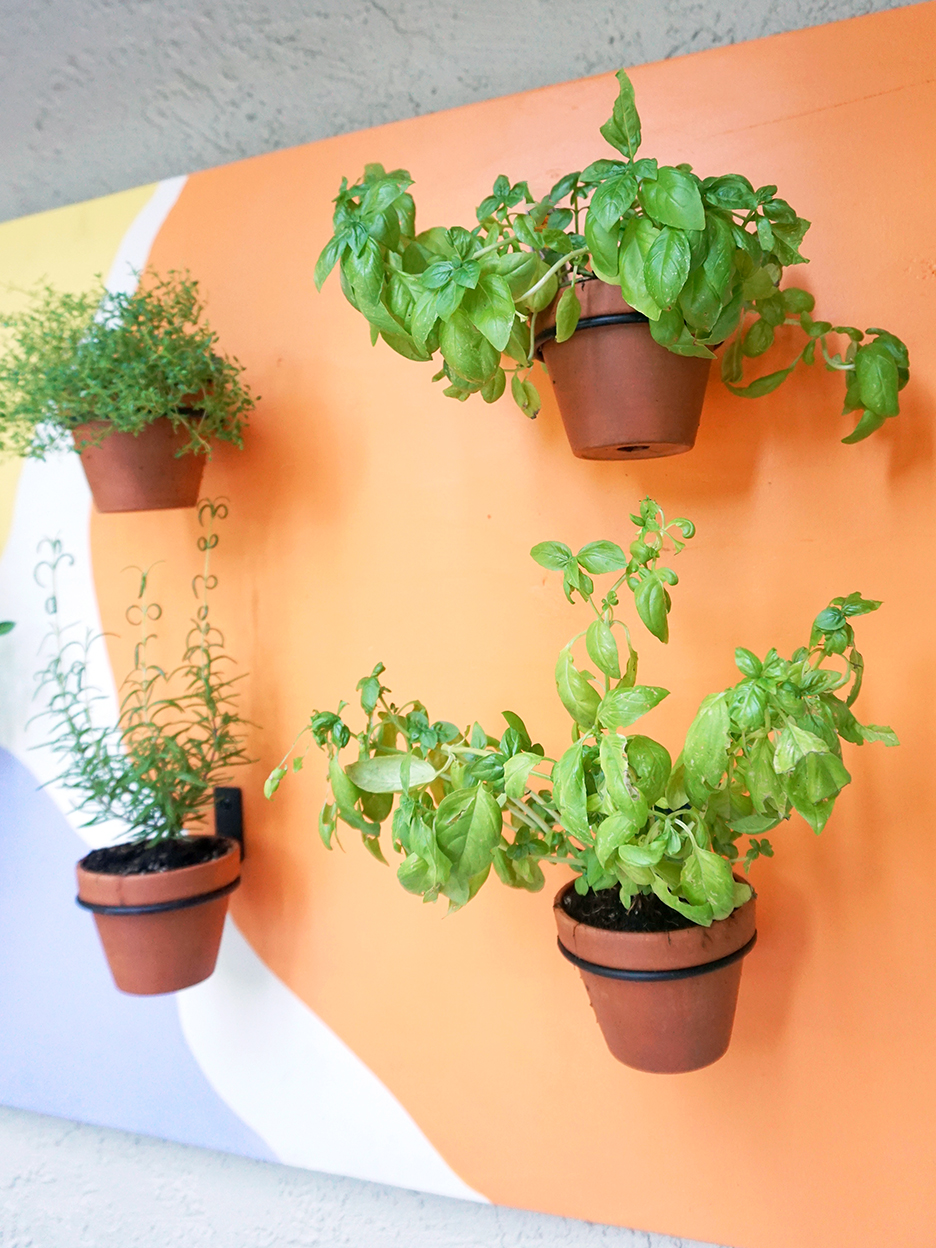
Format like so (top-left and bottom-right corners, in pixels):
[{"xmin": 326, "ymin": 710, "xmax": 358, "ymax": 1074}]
[
  {"xmin": 178, "ymin": 920, "xmax": 484, "ymax": 1200},
  {"xmin": 0, "ymin": 177, "xmax": 488, "ymax": 1201}
]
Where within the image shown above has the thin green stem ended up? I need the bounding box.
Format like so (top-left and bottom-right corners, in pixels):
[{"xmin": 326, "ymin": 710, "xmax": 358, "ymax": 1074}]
[{"xmin": 518, "ymin": 247, "xmax": 589, "ymax": 302}]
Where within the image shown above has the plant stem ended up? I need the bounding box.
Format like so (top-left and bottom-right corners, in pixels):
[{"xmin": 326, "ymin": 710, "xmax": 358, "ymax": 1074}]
[{"xmin": 518, "ymin": 248, "xmax": 589, "ymax": 303}]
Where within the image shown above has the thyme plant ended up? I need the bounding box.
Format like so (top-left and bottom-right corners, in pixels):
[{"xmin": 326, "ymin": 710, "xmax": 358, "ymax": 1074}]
[
  {"xmin": 34, "ymin": 499, "xmax": 251, "ymax": 842},
  {"xmin": 0, "ymin": 271, "xmax": 255, "ymax": 458},
  {"xmin": 267, "ymin": 499, "xmax": 896, "ymax": 923},
  {"xmin": 316, "ymin": 71, "xmax": 908, "ymax": 443}
]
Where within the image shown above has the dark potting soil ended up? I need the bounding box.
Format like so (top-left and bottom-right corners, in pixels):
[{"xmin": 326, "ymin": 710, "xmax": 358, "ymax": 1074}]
[
  {"xmin": 562, "ymin": 886, "xmax": 698, "ymax": 933},
  {"xmin": 79, "ymin": 835, "xmax": 231, "ymax": 877}
]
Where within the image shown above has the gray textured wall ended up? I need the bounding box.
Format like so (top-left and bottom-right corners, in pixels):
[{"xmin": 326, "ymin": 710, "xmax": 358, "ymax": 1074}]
[
  {"xmin": 0, "ymin": 0, "xmax": 919, "ymax": 222},
  {"xmin": 0, "ymin": 1106, "xmax": 721, "ymax": 1248},
  {"xmin": 0, "ymin": 1, "xmax": 916, "ymax": 1245}
]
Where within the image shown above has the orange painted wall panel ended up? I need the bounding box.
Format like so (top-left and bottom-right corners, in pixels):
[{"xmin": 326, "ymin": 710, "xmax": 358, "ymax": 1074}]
[{"xmin": 90, "ymin": 5, "xmax": 936, "ymax": 1245}]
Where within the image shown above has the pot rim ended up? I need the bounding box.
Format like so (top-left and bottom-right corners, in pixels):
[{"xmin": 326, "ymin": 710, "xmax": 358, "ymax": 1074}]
[
  {"xmin": 534, "ymin": 275, "xmax": 726, "ymax": 359},
  {"xmin": 76, "ymin": 836, "xmax": 241, "ymax": 908},
  {"xmin": 553, "ymin": 879, "xmax": 757, "ymax": 973}
]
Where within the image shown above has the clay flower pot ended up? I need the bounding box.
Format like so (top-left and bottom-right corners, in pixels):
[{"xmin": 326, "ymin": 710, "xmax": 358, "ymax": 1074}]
[
  {"xmin": 554, "ymin": 881, "xmax": 756, "ymax": 1073},
  {"xmin": 76, "ymin": 837, "xmax": 241, "ymax": 995},
  {"xmin": 535, "ymin": 279, "xmax": 712, "ymax": 460},
  {"xmin": 72, "ymin": 416, "xmax": 206, "ymax": 513}
]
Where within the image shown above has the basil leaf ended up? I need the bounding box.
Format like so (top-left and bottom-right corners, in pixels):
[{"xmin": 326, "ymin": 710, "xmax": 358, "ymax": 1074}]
[
  {"xmin": 703, "ymin": 174, "xmax": 756, "ymax": 211},
  {"xmin": 503, "ymin": 752, "xmax": 540, "ymax": 801},
  {"xmin": 556, "ymin": 647, "xmax": 601, "ymax": 728},
  {"xmin": 588, "ymin": 172, "xmax": 637, "ymax": 229},
  {"xmin": 583, "ymin": 213, "xmax": 622, "ymax": 281},
  {"xmin": 599, "ymin": 69, "xmax": 642, "ymax": 159},
  {"xmin": 530, "ymin": 540, "xmax": 574, "ymax": 570},
  {"xmin": 618, "ymin": 217, "xmax": 662, "ymax": 320},
  {"xmin": 682, "ymin": 847, "xmax": 735, "ymax": 919},
  {"xmin": 439, "ymin": 310, "xmax": 500, "ymax": 384},
  {"xmin": 638, "ymin": 167, "xmax": 705, "ymax": 231},
  {"xmin": 773, "ymin": 723, "xmax": 831, "ymax": 773},
  {"xmin": 841, "ymin": 408, "xmax": 887, "ymax": 444},
  {"xmin": 725, "ymin": 360, "xmax": 798, "ymax": 399},
  {"xmin": 625, "ymin": 735, "xmax": 672, "ymax": 807},
  {"xmin": 854, "ymin": 342, "xmax": 899, "ymax": 416},
  {"xmin": 554, "ymin": 740, "xmax": 588, "ymax": 839},
  {"xmin": 576, "ymin": 539, "xmax": 628, "ymax": 573},
  {"xmin": 682, "ymin": 691, "xmax": 730, "ymax": 803},
  {"xmin": 461, "ymin": 274, "xmax": 515, "ymax": 352},
  {"xmin": 595, "ymin": 813, "xmax": 638, "ymax": 868},
  {"xmin": 634, "ymin": 574, "xmax": 669, "ymax": 642},
  {"xmin": 596, "ymin": 684, "xmax": 668, "ymax": 730},
  {"xmin": 735, "ymin": 647, "xmax": 762, "ymax": 678},
  {"xmin": 644, "ymin": 227, "xmax": 691, "ymax": 309},
  {"xmin": 555, "ymin": 285, "xmax": 582, "ymax": 344},
  {"xmin": 435, "ymin": 785, "xmax": 502, "ymax": 886},
  {"xmin": 586, "ymin": 619, "xmax": 621, "ymax": 679},
  {"xmin": 345, "ymin": 753, "xmax": 436, "ymax": 793}
]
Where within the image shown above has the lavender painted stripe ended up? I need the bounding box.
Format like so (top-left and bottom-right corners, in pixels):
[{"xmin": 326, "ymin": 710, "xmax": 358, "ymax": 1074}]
[{"xmin": 0, "ymin": 747, "xmax": 276, "ymax": 1162}]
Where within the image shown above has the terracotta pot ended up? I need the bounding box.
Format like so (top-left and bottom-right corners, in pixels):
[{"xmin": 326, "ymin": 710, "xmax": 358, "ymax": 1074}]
[
  {"xmin": 72, "ymin": 417, "xmax": 206, "ymax": 513},
  {"xmin": 554, "ymin": 882, "xmax": 756, "ymax": 1073},
  {"xmin": 535, "ymin": 279, "xmax": 712, "ymax": 460},
  {"xmin": 76, "ymin": 838, "xmax": 241, "ymax": 995}
]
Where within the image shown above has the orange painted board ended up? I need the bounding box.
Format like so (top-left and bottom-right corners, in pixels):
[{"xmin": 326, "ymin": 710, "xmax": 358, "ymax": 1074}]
[{"xmin": 91, "ymin": 4, "xmax": 936, "ymax": 1245}]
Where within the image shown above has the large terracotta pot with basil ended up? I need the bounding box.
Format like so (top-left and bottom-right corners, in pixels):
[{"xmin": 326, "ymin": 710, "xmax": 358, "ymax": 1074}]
[
  {"xmin": 535, "ymin": 278, "xmax": 712, "ymax": 460},
  {"xmin": 554, "ymin": 881, "xmax": 757, "ymax": 1073}
]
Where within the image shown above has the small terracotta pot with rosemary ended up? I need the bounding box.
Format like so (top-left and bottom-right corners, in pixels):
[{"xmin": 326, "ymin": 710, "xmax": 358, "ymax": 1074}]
[
  {"xmin": 0, "ymin": 272, "xmax": 255, "ymax": 512},
  {"xmin": 267, "ymin": 498, "xmax": 896, "ymax": 1073},
  {"xmin": 33, "ymin": 499, "xmax": 252, "ymax": 995}
]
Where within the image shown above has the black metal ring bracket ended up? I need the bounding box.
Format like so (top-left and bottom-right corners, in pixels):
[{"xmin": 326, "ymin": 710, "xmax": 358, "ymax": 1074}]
[
  {"xmin": 557, "ymin": 931, "xmax": 757, "ymax": 982},
  {"xmin": 76, "ymin": 876, "xmax": 241, "ymax": 917},
  {"xmin": 534, "ymin": 310, "xmax": 650, "ymax": 358},
  {"xmin": 214, "ymin": 786, "xmax": 244, "ymax": 858}
]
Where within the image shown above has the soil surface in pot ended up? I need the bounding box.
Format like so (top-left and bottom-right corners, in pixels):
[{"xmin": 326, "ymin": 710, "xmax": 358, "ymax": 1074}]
[
  {"xmin": 80, "ymin": 835, "xmax": 231, "ymax": 876},
  {"xmin": 562, "ymin": 886, "xmax": 697, "ymax": 933}
]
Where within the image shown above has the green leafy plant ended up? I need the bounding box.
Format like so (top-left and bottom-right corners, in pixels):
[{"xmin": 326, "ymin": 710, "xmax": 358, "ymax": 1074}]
[
  {"xmin": 0, "ymin": 271, "xmax": 255, "ymax": 458},
  {"xmin": 33, "ymin": 499, "xmax": 251, "ymax": 841},
  {"xmin": 266, "ymin": 498, "xmax": 896, "ymax": 924},
  {"xmin": 316, "ymin": 70, "xmax": 908, "ymax": 442}
]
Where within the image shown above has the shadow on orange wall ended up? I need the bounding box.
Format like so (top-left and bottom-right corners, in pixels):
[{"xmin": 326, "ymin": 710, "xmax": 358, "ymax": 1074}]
[{"xmin": 91, "ymin": 6, "xmax": 936, "ymax": 1246}]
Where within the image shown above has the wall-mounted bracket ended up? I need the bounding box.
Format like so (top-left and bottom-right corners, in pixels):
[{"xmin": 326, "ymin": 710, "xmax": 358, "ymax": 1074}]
[{"xmin": 214, "ymin": 787, "xmax": 244, "ymax": 860}]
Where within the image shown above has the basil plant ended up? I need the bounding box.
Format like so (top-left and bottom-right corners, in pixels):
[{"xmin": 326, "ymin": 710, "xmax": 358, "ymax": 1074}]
[
  {"xmin": 266, "ymin": 499, "xmax": 897, "ymax": 925},
  {"xmin": 316, "ymin": 70, "xmax": 907, "ymax": 442}
]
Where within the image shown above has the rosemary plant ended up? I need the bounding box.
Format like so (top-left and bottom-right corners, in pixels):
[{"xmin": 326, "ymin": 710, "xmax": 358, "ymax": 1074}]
[
  {"xmin": 34, "ymin": 499, "xmax": 251, "ymax": 842},
  {"xmin": 0, "ymin": 271, "xmax": 254, "ymax": 458}
]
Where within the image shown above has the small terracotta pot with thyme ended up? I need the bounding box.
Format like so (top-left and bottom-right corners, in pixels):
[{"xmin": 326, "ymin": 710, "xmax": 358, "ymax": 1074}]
[{"xmin": 0, "ymin": 271, "xmax": 255, "ymax": 512}]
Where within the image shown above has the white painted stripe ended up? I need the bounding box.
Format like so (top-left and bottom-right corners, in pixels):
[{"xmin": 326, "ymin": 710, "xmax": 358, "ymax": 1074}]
[
  {"xmin": 178, "ymin": 918, "xmax": 487, "ymax": 1201},
  {"xmin": 104, "ymin": 176, "xmax": 187, "ymax": 297}
]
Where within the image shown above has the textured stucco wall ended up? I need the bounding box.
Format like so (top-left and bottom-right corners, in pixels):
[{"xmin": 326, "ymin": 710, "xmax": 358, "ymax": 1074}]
[
  {"xmin": 0, "ymin": 1106, "xmax": 722, "ymax": 1248},
  {"xmin": 0, "ymin": 0, "xmax": 920, "ymax": 221}
]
